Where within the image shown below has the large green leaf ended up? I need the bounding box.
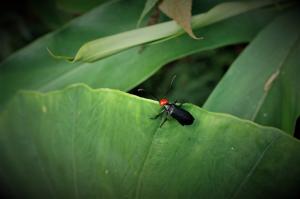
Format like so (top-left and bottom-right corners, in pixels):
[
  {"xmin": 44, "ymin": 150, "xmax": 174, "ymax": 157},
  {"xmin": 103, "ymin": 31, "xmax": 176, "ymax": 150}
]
[
  {"xmin": 203, "ymin": 9, "xmax": 300, "ymax": 135},
  {"xmin": 0, "ymin": 0, "xmax": 280, "ymax": 108},
  {"xmin": 0, "ymin": 84, "xmax": 300, "ymax": 198}
]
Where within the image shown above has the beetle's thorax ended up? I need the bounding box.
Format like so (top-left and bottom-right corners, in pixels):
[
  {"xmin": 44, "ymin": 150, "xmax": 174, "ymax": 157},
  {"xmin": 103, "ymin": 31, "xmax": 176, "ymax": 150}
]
[{"xmin": 164, "ymin": 104, "xmax": 175, "ymax": 114}]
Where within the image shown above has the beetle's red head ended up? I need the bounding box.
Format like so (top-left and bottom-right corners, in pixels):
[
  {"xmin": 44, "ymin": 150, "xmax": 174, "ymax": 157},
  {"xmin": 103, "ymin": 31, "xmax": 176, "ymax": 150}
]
[{"xmin": 159, "ymin": 98, "xmax": 169, "ymax": 106}]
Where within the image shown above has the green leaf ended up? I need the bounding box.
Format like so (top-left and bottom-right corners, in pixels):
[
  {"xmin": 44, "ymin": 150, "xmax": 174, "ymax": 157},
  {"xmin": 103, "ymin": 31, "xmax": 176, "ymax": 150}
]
[
  {"xmin": 0, "ymin": 0, "xmax": 279, "ymax": 108},
  {"xmin": 60, "ymin": 0, "xmax": 275, "ymax": 62},
  {"xmin": 203, "ymin": 9, "xmax": 300, "ymax": 135},
  {"xmin": 0, "ymin": 84, "xmax": 300, "ymax": 198}
]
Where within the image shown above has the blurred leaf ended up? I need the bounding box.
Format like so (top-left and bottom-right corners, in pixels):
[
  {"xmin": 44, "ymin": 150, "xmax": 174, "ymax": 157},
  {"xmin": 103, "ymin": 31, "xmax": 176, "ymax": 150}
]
[
  {"xmin": 0, "ymin": 0, "xmax": 60, "ymax": 60},
  {"xmin": 59, "ymin": 0, "xmax": 275, "ymax": 62},
  {"xmin": 204, "ymin": 9, "xmax": 300, "ymax": 135},
  {"xmin": 29, "ymin": 0, "xmax": 73, "ymax": 30},
  {"xmin": 56, "ymin": 0, "xmax": 108, "ymax": 13},
  {"xmin": 1, "ymin": 84, "xmax": 300, "ymax": 198},
  {"xmin": 159, "ymin": 0, "xmax": 199, "ymax": 39},
  {"xmin": 137, "ymin": 0, "xmax": 160, "ymax": 27},
  {"xmin": 0, "ymin": 0, "xmax": 280, "ymax": 108}
]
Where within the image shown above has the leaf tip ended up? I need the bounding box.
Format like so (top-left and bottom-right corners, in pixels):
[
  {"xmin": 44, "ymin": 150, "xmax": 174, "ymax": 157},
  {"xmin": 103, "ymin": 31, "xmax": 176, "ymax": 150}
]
[{"xmin": 46, "ymin": 47, "xmax": 74, "ymax": 63}]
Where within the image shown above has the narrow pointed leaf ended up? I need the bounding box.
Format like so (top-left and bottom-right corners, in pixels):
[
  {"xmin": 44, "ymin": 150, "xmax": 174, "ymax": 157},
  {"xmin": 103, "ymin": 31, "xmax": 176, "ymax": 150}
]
[{"xmin": 137, "ymin": 0, "xmax": 160, "ymax": 27}]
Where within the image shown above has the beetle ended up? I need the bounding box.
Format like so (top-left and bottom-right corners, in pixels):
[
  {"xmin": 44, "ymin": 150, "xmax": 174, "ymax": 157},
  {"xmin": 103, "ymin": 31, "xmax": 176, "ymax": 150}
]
[
  {"xmin": 154, "ymin": 98, "xmax": 194, "ymax": 127},
  {"xmin": 138, "ymin": 75, "xmax": 194, "ymax": 127}
]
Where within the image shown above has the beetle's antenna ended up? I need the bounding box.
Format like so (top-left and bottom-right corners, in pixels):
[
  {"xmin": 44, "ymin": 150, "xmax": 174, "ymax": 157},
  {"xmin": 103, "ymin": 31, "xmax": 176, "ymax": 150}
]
[
  {"xmin": 137, "ymin": 88, "xmax": 160, "ymax": 101},
  {"xmin": 164, "ymin": 75, "xmax": 176, "ymax": 97}
]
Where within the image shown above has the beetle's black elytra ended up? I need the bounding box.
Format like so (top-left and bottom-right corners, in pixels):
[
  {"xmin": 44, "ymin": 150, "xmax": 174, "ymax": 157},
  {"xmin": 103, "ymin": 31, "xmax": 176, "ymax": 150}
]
[{"xmin": 153, "ymin": 100, "xmax": 194, "ymax": 127}]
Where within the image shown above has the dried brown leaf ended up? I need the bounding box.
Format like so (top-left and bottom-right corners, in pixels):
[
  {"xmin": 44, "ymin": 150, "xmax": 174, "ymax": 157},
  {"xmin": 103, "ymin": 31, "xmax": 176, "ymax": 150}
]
[{"xmin": 159, "ymin": 0, "xmax": 200, "ymax": 39}]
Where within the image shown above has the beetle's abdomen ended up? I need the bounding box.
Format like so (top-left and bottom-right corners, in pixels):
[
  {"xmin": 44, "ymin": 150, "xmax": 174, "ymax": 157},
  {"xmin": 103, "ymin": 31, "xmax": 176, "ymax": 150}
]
[{"xmin": 170, "ymin": 105, "xmax": 194, "ymax": 126}]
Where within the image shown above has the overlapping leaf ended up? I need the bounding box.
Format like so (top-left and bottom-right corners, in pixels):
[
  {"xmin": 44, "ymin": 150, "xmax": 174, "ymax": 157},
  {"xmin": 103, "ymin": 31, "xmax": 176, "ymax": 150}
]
[
  {"xmin": 59, "ymin": 0, "xmax": 275, "ymax": 62},
  {"xmin": 204, "ymin": 9, "xmax": 300, "ymax": 134},
  {"xmin": 0, "ymin": 0, "xmax": 280, "ymax": 108}
]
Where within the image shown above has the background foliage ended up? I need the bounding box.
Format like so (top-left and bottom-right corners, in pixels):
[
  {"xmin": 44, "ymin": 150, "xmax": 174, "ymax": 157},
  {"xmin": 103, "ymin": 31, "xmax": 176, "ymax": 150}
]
[{"xmin": 0, "ymin": 0, "xmax": 299, "ymax": 198}]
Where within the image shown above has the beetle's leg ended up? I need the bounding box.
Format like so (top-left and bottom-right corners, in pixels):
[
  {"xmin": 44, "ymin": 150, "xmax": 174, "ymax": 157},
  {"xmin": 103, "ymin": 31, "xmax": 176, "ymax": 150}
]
[
  {"xmin": 150, "ymin": 108, "xmax": 165, "ymax": 120},
  {"xmin": 160, "ymin": 114, "xmax": 168, "ymax": 128}
]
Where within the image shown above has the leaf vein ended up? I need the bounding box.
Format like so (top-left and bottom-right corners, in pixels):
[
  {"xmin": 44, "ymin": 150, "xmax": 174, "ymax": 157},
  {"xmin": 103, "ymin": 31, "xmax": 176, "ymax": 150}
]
[
  {"xmin": 134, "ymin": 124, "xmax": 161, "ymax": 199},
  {"xmin": 231, "ymin": 134, "xmax": 281, "ymax": 198}
]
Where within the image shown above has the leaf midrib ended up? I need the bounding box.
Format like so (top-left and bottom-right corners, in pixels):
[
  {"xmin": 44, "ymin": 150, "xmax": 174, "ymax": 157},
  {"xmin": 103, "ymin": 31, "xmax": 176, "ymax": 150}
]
[
  {"xmin": 251, "ymin": 33, "xmax": 300, "ymax": 121},
  {"xmin": 134, "ymin": 124, "xmax": 161, "ymax": 199}
]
